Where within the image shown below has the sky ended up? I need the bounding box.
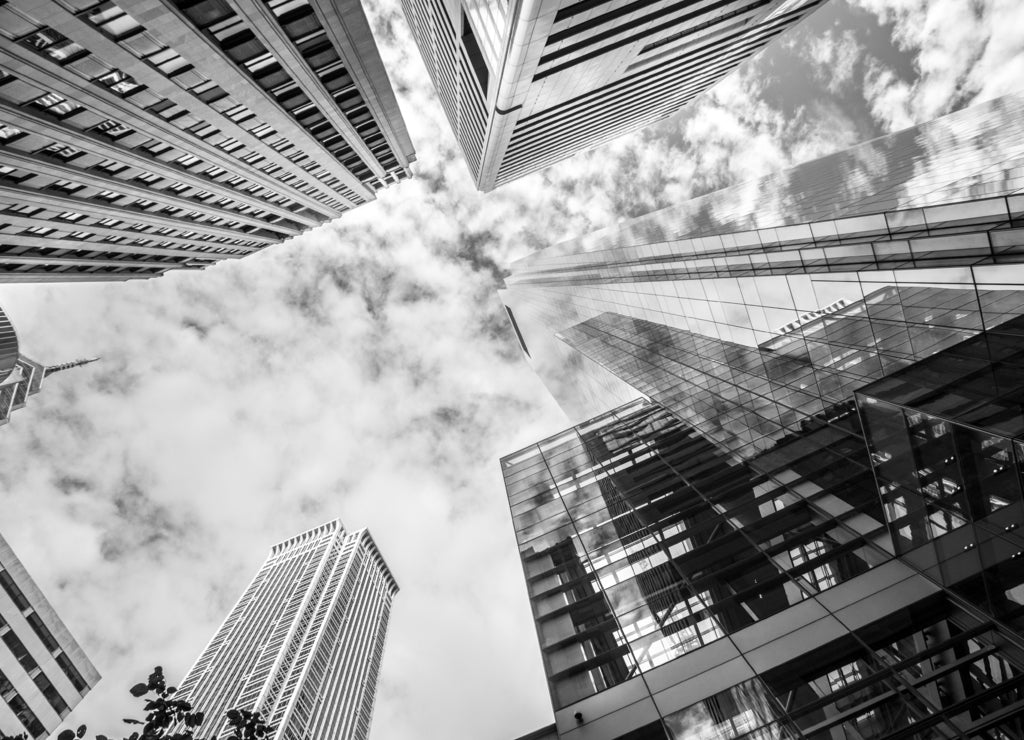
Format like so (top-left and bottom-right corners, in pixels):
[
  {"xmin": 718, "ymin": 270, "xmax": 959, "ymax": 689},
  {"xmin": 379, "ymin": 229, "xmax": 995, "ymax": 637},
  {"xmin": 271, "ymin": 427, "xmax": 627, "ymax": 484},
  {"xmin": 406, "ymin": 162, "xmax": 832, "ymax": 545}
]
[{"xmin": 0, "ymin": 1, "xmax": 1022, "ymax": 739}]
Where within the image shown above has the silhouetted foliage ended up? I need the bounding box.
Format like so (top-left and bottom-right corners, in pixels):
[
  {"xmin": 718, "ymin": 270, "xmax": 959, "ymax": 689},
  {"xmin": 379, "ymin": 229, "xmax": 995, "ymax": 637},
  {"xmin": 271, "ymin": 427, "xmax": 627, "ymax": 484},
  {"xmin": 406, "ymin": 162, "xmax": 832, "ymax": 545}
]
[{"xmin": 0, "ymin": 667, "xmax": 272, "ymax": 740}]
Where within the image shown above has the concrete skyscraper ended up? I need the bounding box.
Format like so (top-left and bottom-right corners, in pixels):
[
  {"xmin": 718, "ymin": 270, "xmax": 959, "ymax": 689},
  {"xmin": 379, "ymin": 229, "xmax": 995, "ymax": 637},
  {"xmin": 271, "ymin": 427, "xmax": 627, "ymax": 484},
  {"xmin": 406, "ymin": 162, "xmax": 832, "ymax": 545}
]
[
  {"xmin": 500, "ymin": 94, "xmax": 1024, "ymax": 739},
  {"xmin": 0, "ymin": 0, "xmax": 415, "ymax": 283},
  {"xmin": 176, "ymin": 520, "xmax": 397, "ymax": 740},
  {"xmin": 0, "ymin": 304, "xmax": 98, "ymax": 426},
  {"xmin": 0, "ymin": 532, "xmax": 100, "ymax": 739},
  {"xmin": 402, "ymin": 0, "xmax": 822, "ymax": 190}
]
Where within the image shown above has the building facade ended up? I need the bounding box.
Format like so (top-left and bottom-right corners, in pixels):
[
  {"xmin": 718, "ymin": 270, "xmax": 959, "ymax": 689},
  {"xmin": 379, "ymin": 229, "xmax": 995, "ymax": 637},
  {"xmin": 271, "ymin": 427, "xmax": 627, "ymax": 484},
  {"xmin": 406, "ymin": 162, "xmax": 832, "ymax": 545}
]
[
  {"xmin": 0, "ymin": 532, "xmax": 100, "ymax": 739},
  {"xmin": 0, "ymin": 304, "xmax": 98, "ymax": 426},
  {"xmin": 504, "ymin": 389, "xmax": 1024, "ymax": 739},
  {"xmin": 500, "ymin": 92, "xmax": 1024, "ymax": 423},
  {"xmin": 0, "ymin": 0, "xmax": 415, "ymax": 283},
  {"xmin": 500, "ymin": 93, "xmax": 1024, "ymax": 739},
  {"xmin": 175, "ymin": 520, "xmax": 398, "ymax": 740},
  {"xmin": 402, "ymin": 0, "xmax": 821, "ymax": 190}
]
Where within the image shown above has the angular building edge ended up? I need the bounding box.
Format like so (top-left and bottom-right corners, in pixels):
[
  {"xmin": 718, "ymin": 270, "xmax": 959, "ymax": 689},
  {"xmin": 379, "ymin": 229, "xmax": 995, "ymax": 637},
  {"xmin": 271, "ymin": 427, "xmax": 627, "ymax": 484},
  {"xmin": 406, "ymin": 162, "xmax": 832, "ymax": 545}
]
[{"xmin": 0, "ymin": 532, "xmax": 100, "ymax": 688}]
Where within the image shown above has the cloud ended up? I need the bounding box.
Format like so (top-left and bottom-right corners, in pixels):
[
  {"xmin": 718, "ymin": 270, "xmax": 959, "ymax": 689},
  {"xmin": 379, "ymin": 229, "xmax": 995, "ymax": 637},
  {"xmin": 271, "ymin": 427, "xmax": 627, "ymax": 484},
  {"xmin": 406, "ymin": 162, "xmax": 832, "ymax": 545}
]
[{"xmin": 856, "ymin": 0, "xmax": 1024, "ymax": 130}]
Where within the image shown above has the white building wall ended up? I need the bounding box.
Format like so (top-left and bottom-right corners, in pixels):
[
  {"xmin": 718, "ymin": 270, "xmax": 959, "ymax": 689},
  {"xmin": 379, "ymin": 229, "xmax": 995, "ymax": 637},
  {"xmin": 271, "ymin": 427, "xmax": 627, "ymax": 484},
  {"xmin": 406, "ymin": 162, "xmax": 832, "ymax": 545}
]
[
  {"xmin": 176, "ymin": 521, "xmax": 398, "ymax": 740},
  {"xmin": 0, "ymin": 532, "xmax": 99, "ymax": 739}
]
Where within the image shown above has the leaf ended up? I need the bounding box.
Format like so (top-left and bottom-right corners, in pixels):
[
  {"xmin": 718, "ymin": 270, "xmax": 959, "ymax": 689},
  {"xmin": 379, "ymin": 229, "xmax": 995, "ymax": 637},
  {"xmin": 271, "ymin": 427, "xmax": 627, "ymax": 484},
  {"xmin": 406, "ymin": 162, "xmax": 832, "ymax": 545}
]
[
  {"xmin": 76, "ymin": 726, "xmax": 87, "ymax": 739},
  {"xmin": 123, "ymin": 719, "xmax": 142, "ymax": 725},
  {"xmin": 129, "ymin": 682, "xmax": 149, "ymax": 697},
  {"xmin": 96, "ymin": 735, "xmax": 109, "ymax": 740},
  {"xmin": 57, "ymin": 731, "xmax": 75, "ymax": 740}
]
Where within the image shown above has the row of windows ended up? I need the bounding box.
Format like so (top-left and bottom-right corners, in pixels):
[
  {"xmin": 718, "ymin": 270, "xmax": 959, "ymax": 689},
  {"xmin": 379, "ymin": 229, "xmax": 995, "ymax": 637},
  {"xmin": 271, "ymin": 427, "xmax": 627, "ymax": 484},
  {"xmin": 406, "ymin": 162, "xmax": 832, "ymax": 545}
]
[
  {"xmin": 0, "ymin": 667, "xmax": 45, "ymax": 739},
  {"xmin": 0, "ymin": 568, "xmax": 88, "ymax": 694},
  {"xmin": 2, "ymin": 2, "xmax": 354, "ymax": 215}
]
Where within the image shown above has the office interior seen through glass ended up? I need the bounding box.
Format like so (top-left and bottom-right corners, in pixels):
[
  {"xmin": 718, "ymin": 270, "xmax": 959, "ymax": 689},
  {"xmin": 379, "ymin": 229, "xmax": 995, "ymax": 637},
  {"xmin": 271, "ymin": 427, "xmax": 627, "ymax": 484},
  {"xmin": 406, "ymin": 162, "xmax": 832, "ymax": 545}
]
[
  {"xmin": 0, "ymin": 0, "xmax": 415, "ymax": 282},
  {"xmin": 499, "ymin": 92, "xmax": 1024, "ymax": 739}
]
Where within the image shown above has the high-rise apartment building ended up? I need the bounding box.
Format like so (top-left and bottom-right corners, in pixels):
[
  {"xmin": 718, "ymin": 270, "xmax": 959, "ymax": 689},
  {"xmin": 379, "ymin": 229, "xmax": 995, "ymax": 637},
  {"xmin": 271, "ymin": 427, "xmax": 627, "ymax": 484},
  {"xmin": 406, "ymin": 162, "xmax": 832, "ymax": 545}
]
[
  {"xmin": 0, "ymin": 304, "xmax": 98, "ymax": 426},
  {"xmin": 0, "ymin": 531, "xmax": 100, "ymax": 739},
  {"xmin": 402, "ymin": 0, "xmax": 821, "ymax": 190},
  {"xmin": 176, "ymin": 520, "xmax": 397, "ymax": 740},
  {"xmin": 500, "ymin": 94, "xmax": 1024, "ymax": 739},
  {"xmin": 0, "ymin": 0, "xmax": 416, "ymax": 283}
]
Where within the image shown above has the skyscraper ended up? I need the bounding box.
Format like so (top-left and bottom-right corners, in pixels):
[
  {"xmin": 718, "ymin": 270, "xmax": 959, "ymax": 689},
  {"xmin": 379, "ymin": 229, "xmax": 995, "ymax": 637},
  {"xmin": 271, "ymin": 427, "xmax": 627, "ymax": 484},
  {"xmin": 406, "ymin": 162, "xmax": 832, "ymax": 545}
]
[
  {"xmin": 504, "ymin": 390, "xmax": 1024, "ymax": 739},
  {"xmin": 500, "ymin": 94, "xmax": 1024, "ymax": 738},
  {"xmin": 0, "ymin": 0, "xmax": 416, "ymax": 283},
  {"xmin": 0, "ymin": 531, "xmax": 100, "ymax": 739},
  {"xmin": 0, "ymin": 304, "xmax": 99, "ymax": 426},
  {"xmin": 176, "ymin": 520, "xmax": 397, "ymax": 740},
  {"xmin": 499, "ymin": 92, "xmax": 1024, "ymax": 423},
  {"xmin": 402, "ymin": 0, "xmax": 822, "ymax": 190}
]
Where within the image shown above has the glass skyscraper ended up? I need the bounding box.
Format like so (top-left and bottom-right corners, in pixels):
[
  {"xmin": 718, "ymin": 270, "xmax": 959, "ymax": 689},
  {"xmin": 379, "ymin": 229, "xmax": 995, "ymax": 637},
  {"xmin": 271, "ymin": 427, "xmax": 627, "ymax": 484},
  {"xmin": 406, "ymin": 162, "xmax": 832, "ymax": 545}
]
[
  {"xmin": 500, "ymin": 93, "xmax": 1024, "ymax": 739},
  {"xmin": 500, "ymin": 92, "xmax": 1024, "ymax": 424},
  {"xmin": 176, "ymin": 520, "xmax": 397, "ymax": 740}
]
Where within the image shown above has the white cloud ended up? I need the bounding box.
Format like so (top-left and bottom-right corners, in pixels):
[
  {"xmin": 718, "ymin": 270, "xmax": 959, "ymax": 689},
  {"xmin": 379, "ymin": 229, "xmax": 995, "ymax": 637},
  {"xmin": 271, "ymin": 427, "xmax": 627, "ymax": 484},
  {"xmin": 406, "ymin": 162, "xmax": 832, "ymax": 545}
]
[{"xmin": 856, "ymin": 0, "xmax": 1024, "ymax": 130}]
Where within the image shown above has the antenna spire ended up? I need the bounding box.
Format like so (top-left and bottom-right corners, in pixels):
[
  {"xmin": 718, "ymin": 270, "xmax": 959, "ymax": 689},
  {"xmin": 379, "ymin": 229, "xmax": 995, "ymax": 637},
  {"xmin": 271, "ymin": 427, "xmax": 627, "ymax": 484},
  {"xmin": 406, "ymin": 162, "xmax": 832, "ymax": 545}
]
[{"xmin": 43, "ymin": 356, "xmax": 101, "ymax": 378}]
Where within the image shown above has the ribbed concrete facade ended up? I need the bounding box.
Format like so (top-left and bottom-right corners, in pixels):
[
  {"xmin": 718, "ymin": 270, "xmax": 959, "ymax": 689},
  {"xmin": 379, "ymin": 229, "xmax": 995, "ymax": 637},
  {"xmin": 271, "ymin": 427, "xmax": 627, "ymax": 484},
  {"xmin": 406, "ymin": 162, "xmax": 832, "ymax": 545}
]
[
  {"xmin": 176, "ymin": 520, "xmax": 398, "ymax": 740},
  {"xmin": 0, "ymin": 531, "xmax": 100, "ymax": 739},
  {"xmin": 0, "ymin": 0, "xmax": 415, "ymax": 283},
  {"xmin": 403, "ymin": 0, "xmax": 821, "ymax": 190}
]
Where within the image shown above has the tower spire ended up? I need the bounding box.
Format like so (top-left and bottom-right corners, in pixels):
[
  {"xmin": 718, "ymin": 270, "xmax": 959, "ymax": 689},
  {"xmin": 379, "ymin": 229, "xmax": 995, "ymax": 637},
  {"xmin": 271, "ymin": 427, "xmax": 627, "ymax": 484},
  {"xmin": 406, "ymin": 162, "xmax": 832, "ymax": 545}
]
[{"xmin": 42, "ymin": 357, "xmax": 100, "ymax": 378}]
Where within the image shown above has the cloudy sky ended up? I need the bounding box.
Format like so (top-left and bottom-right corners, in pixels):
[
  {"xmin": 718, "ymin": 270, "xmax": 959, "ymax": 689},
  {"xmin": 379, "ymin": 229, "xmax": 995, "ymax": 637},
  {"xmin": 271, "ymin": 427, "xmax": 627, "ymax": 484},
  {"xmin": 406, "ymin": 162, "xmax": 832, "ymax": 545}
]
[{"xmin": 0, "ymin": 1, "xmax": 1022, "ymax": 739}]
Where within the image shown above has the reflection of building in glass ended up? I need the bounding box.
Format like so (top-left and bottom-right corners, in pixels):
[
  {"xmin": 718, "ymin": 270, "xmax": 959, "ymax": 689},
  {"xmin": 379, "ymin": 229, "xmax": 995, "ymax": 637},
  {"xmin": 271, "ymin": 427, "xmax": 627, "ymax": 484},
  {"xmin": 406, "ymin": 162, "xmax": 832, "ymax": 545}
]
[
  {"xmin": 0, "ymin": 531, "xmax": 100, "ymax": 739},
  {"xmin": 402, "ymin": 0, "xmax": 821, "ymax": 190},
  {"xmin": 505, "ymin": 394, "xmax": 1024, "ymax": 739},
  {"xmin": 0, "ymin": 304, "xmax": 98, "ymax": 427},
  {"xmin": 0, "ymin": 0, "xmax": 415, "ymax": 282},
  {"xmin": 500, "ymin": 95, "xmax": 1024, "ymax": 739},
  {"xmin": 176, "ymin": 520, "xmax": 397, "ymax": 740},
  {"xmin": 500, "ymin": 93, "xmax": 1024, "ymax": 422}
]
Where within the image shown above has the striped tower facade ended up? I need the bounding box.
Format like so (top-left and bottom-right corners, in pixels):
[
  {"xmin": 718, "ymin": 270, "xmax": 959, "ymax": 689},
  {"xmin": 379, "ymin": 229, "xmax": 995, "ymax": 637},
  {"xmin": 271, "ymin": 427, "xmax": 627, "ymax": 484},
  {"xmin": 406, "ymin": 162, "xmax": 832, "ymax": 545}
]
[{"xmin": 175, "ymin": 520, "xmax": 398, "ymax": 740}]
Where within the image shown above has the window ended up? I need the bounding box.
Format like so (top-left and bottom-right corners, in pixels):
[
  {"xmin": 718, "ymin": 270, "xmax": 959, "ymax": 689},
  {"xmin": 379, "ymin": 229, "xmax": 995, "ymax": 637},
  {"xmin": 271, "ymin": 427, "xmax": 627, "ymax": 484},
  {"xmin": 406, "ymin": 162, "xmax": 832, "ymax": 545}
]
[
  {"xmin": 52, "ymin": 180, "xmax": 84, "ymax": 194},
  {"xmin": 54, "ymin": 653, "xmax": 87, "ymax": 694},
  {"xmin": 4, "ymin": 690, "xmax": 45, "ymax": 738},
  {"xmin": 96, "ymin": 69, "xmax": 142, "ymax": 96},
  {"xmin": 96, "ymin": 159, "xmax": 128, "ymax": 175},
  {"xmin": 87, "ymin": 2, "xmax": 141, "ymax": 39},
  {"xmin": 0, "ymin": 570, "xmax": 30, "ymax": 610},
  {"xmin": 19, "ymin": 28, "xmax": 86, "ymax": 63},
  {"xmin": 30, "ymin": 93, "xmax": 81, "ymax": 118},
  {"xmin": 94, "ymin": 119, "xmax": 133, "ymax": 139},
  {"xmin": 461, "ymin": 13, "xmax": 489, "ymax": 95},
  {"xmin": 0, "ymin": 125, "xmax": 25, "ymax": 143}
]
